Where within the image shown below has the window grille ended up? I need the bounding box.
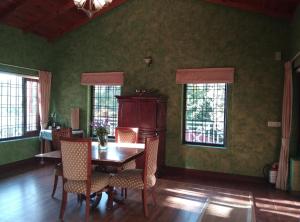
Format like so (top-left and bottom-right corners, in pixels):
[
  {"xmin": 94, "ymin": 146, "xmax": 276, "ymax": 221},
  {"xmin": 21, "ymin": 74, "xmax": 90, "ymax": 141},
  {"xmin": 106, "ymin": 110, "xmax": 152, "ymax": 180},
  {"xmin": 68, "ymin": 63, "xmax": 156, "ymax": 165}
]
[
  {"xmin": 183, "ymin": 83, "xmax": 227, "ymax": 146},
  {"xmin": 26, "ymin": 79, "xmax": 39, "ymax": 132},
  {"xmin": 91, "ymin": 85, "xmax": 121, "ymax": 137},
  {"xmin": 0, "ymin": 73, "xmax": 39, "ymax": 140}
]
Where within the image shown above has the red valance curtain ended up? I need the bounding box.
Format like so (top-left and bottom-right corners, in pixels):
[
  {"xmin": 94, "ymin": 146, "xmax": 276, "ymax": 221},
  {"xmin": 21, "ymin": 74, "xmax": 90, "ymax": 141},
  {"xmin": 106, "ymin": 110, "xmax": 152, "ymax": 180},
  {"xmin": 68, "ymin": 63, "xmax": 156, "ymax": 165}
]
[
  {"xmin": 80, "ymin": 72, "xmax": 124, "ymax": 85},
  {"xmin": 176, "ymin": 68, "xmax": 234, "ymax": 84}
]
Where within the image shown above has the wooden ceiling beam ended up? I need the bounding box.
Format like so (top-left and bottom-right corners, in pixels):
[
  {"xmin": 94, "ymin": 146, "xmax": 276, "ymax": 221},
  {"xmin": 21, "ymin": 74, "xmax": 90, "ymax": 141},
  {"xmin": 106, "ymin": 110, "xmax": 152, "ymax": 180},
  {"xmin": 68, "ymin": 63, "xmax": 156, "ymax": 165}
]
[
  {"xmin": 49, "ymin": 0, "xmax": 128, "ymax": 41},
  {"xmin": 1, "ymin": 0, "xmax": 299, "ymax": 40},
  {"xmin": 24, "ymin": 1, "xmax": 76, "ymax": 33},
  {"xmin": 0, "ymin": 0, "xmax": 29, "ymax": 21}
]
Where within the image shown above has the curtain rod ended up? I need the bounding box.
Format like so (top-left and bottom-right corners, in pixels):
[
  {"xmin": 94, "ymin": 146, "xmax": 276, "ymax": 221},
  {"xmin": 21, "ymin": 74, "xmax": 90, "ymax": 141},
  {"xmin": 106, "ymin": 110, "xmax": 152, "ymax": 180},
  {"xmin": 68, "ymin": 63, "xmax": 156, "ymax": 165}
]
[
  {"xmin": 291, "ymin": 51, "xmax": 300, "ymax": 63},
  {"xmin": 0, "ymin": 62, "xmax": 40, "ymax": 72}
]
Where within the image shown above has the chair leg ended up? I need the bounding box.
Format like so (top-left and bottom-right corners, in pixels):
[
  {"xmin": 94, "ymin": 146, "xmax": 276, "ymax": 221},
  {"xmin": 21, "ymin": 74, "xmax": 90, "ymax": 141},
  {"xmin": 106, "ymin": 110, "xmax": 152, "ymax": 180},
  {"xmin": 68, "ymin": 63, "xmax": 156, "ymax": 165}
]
[
  {"xmin": 151, "ymin": 186, "xmax": 157, "ymax": 206},
  {"xmin": 91, "ymin": 192, "xmax": 102, "ymax": 209},
  {"xmin": 59, "ymin": 190, "xmax": 68, "ymax": 220},
  {"xmin": 142, "ymin": 189, "xmax": 148, "ymax": 217},
  {"xmin": 51, "ymin": 175, "xmax": 59, "ymax": 197},
  {"xmin": 120, "ymin": 188, "xmax": 127, "ymax": 199},
  {"xmin": 77, "ymin": 194, "xmax": 84, "ymax": 206},
  {"xmin": 107, "ymin": 186, "xmax": 114, "ymax": 209},
  {"xmin": 85, "ymin": 192, "xmax": 90, "ymax": 222}
]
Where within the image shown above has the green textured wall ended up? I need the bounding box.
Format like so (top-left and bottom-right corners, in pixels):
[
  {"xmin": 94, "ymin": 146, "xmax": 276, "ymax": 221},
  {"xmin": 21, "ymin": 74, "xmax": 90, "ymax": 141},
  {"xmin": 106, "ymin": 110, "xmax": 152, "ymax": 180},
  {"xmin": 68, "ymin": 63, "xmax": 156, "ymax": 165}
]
[
  {"xmin": 0, "ymin": 138, "xmax": 40, "ymax": 165},
  {"xmin": 0, "ymin": 25, "xmax": 51, "ymax": 165},
  {"xmin": 290, "ymin": 6, "xmax": 300, "ymax": 57},
  {"xmin": 0, "ymin": 25, "xmax": 51, "ymax": 72},
  {"xmin": 290, "ymin": 6, "xmax": 300, "ymax": 158},
  {"xmin": 50, "ymin": 0, "xmax": 289, "ymax": 177}
]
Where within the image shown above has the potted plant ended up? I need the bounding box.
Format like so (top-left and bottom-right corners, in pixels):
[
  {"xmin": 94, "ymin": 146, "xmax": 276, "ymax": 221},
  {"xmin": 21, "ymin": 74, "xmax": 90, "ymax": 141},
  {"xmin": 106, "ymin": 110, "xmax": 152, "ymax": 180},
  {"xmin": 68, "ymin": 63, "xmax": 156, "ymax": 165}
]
[{"xmin": 91, "ymin": 120, "xmax": 110, "ymax": 149}]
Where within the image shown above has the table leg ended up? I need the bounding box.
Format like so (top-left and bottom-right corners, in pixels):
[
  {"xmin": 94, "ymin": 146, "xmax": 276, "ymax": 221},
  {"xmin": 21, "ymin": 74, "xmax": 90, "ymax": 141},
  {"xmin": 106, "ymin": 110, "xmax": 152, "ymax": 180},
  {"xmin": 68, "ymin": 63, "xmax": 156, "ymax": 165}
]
[
  {"xmin": 91, "ymin": 192, "xmax": 102, "ymax": 209},
  {"xmin": 77, "ymin": 192, "xmax": 103, "ymax": 209},
  {"xmin": 107, "ymin": 187, "xmax": 126, "ymax": 209},
  {"xmin": 40, "ymin": 138, "xmax": 45, "ymax": 165}
]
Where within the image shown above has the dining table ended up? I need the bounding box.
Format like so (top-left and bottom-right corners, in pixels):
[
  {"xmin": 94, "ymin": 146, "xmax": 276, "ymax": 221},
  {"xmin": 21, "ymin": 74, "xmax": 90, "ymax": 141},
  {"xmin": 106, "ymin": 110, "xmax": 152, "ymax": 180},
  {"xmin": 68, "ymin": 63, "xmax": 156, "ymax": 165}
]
[
  {"xmin": 35, "ymin": 141, "xmax": 145, "ymax": 208},
  {"xmin": 35, "ymin": 141, "xmax": 145, "ymax": 167}
]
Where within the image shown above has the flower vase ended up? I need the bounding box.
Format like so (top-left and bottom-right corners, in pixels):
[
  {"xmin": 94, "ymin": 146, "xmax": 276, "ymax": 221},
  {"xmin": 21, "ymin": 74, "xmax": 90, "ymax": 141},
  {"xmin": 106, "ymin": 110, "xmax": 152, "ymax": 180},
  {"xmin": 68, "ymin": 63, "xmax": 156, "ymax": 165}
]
[{"xmin": 98, "ymin": 134, "xmax": 108, "ymax": 149}]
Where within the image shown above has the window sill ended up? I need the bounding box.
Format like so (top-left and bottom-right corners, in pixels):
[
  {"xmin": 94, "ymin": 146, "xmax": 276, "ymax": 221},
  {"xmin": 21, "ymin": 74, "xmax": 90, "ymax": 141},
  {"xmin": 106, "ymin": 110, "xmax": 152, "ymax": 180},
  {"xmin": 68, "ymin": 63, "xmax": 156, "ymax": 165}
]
[
  {"xmin": 91, "ymin": 137, "xmax": 116, "ymax": 142},
  {"xmin": 0, "ymin": 136, "xmax": 39, "ymax": 144},
  {"xmin": 183, "ymin": 143, "xmax": 227, "ymax": 150}
]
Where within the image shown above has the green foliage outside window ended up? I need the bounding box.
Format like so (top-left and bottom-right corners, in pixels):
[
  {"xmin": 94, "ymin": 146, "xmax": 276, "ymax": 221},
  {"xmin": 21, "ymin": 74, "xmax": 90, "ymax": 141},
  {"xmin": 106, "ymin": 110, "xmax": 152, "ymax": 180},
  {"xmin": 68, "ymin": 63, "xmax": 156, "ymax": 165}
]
[{"xmin": 184, "ymin": 83, "xmax": 226, "ymax": 146}]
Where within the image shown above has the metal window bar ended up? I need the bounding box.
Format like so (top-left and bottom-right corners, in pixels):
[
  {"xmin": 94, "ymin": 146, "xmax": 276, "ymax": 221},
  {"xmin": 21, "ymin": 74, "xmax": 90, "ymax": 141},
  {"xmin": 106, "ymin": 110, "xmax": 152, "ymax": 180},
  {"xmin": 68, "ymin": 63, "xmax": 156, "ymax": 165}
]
[
  {"xmin": 25, "ymin": 79, "xmax": 39, "ymax": 133},
  {"xmin": 183, "ymin": 83, "xmax": 227, "ymax": 146},
  {"xmin": 0, "ymin": 73, "xmax": 39, "ymax": 140},
  {"xmin": 91, "ymin": 85, "xmax": 121, "ymax": 137},
  {"xmin": 0, "ymin": 74, "xmax": 23, "ymax": 139}
]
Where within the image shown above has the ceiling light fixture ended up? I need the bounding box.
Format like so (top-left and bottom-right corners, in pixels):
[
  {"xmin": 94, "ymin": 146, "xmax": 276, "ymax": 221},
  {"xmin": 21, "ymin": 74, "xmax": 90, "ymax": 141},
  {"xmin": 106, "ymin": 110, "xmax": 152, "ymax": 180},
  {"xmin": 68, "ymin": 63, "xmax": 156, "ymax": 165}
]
[{"xmin": 73, "ymin": 0, "xmax": 113, "ymax": 18}]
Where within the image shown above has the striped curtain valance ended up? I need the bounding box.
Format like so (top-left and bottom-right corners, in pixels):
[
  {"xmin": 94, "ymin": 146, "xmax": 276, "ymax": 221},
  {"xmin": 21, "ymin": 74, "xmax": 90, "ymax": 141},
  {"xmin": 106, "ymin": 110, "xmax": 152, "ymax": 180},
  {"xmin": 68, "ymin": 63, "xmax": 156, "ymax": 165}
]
[
  {"xmin": 80, "ymin": 72, "xmax": 124, "ymax": 85},
  {"xmin": 176, "ymin": 68, "xmax": 234, "ymax": 84}
]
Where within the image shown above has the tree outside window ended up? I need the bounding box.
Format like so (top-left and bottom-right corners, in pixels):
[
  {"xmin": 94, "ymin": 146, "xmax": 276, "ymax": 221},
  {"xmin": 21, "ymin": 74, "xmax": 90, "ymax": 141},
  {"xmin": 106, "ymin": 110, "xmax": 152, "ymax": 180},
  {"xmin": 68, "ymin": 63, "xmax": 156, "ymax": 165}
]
[{"xmin": 184, "ymin": 83, "xmax": 227, "ymax": 146}]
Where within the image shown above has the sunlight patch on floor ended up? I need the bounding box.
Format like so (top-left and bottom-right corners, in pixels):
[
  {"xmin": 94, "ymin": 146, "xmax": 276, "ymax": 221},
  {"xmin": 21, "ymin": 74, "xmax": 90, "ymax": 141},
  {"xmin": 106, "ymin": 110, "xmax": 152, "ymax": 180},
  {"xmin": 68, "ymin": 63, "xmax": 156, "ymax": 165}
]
[
  {"xmin": 163, "ymin": 187, "xmax": 206, "ymax": 196},
  {"xmin": 215, "ymin": 191, "xmax": 251, "ymax": 199},
  {"xmin": 214, "ymin": 195, "xmax": 251, "ymax": 204},
  {"xmin": 162, "ymin": 195, "xmax": 207, "ymax": 213},
  {"xmin": 260, "ymin": 208, "xmax": 300, "ymax": 218},
  {"xmin": 210, "ymin": 199, "xmax": 252, "ymax": 209},
  {"xmin": 205, "ymin": 203, "xmax": 233, "ymax": 218}
]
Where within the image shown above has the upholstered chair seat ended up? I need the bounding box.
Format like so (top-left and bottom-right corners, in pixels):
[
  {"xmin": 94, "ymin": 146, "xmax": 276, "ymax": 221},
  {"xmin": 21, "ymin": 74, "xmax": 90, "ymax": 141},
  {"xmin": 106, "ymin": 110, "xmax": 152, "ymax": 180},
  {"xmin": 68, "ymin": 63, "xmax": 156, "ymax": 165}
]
[
  {"xmin": 109, "ymin": 136, "xmax": 159, "ymax": 217},
  {"xmin": 64, "ymin": 172, "xmax": 110, "ymax": 194},
  {"xmin": 59, "ymin": 138, "xmax": 109, "ymax": 222},
  {"xmin": 109, "ymin": 169, "xmax": 156, "ymax": 189},
  {"xmin": 122, "ymin": 161, "xmax": 137, "ymax": 170},
  {"xmin": 114, "ymin": 127, "xmax": 139, "ymax": 198}
]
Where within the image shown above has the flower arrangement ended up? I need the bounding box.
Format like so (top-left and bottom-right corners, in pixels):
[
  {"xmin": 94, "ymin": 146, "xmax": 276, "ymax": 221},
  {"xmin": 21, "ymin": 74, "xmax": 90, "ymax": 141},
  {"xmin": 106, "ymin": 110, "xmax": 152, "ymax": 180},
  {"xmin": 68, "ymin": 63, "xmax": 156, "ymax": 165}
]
[
  {"xmin": 91, "ymin": 119, "xmax": 110, "ymax": 136},
  {"xmin": 48, "ymin": 112, "xmax": 57, "ymax": 128},
  {"xmin": 91, "ymin": 119, "xmax": 110, "ymax": 148}
]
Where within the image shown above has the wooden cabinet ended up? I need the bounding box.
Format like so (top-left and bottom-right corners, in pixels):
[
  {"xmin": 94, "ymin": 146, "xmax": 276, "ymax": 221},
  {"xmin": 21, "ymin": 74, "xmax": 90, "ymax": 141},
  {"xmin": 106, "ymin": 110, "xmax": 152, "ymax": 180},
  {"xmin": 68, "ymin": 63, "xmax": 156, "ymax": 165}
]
[{"xmin": 116, "ymin": 95, "xmax": 167, "ymax": 172}]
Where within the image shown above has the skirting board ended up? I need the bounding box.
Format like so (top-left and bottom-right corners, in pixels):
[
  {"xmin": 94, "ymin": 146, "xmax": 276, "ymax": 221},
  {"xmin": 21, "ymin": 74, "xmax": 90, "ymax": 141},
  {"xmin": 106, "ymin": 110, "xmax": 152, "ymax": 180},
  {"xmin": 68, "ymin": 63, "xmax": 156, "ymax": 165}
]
[
  {"xmin": 0, "ymin": 158, "xmax": 40, "ymax": 177},
  {"xmin": 161, "ymin": 166, "xmax": 266, "ymax": 184}
]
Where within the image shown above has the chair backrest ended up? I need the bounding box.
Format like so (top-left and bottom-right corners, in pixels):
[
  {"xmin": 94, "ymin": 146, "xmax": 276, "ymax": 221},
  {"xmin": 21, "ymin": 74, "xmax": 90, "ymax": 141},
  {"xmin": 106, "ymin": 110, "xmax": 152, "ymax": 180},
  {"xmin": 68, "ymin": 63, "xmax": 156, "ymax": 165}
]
[
  {"xmin": 52, "ymin": 128, "xmax": 72, "ymax": 150},
  {"xmin": 115, "ymin": 127, "xmax": 139, "ymax": 143},
  {"xmin": 60, "ymin": 138, "xmax": 92, "ymax": 181},
  {"xmin": 143, "ymin": 136, "xmax": 159, "ymax": 181}
]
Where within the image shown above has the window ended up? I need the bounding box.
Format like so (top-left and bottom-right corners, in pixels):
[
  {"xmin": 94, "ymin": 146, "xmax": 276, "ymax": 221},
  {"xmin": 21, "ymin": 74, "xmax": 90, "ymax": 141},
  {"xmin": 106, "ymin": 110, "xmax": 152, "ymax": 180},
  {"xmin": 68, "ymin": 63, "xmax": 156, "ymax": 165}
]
[
  {"xmin": 0, "ymin": 72, "xmax": 39, "ymax": 140},
  {"xmin": 183, "ymin": 83, "xmax": 227, "ymax": 147},
  {"xmin": 91, "ymin": 85, "xmax": 121, "ymax": 137}
]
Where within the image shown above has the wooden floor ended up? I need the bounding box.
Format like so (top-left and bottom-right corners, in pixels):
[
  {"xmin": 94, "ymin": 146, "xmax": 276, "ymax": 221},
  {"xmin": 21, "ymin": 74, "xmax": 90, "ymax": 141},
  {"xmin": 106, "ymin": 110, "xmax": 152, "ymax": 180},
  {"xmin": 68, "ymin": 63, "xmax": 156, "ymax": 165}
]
[{"xmin": 0, "ymin": 163, "xmax": 299, "ymax": 222}]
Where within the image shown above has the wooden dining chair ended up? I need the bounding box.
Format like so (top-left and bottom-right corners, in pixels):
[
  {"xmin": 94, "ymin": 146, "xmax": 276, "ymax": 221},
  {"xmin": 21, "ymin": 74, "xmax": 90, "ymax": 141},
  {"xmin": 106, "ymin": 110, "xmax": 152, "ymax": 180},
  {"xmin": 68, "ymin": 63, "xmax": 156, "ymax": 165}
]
[
  {"xmin": 51, "ymin": 128, "xmax": 72, "ymax": 197},
  {"xmin": 115, "ymin": 127, "xmax": 139, "ymax": 169},
  {"xmin": 109, "ymin": 136, "xmax": 159, "ymax": 217},
  {"xmin": 115, "ymin": 127, "xmax": 139, "ymax": 143},
  {"xmin": 59, "ymin": 138, "xmax": 110, "ymax": 222},
  {"xmin": 115, "ymin": 127, "xmax": 139, "ymax": 197}
]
